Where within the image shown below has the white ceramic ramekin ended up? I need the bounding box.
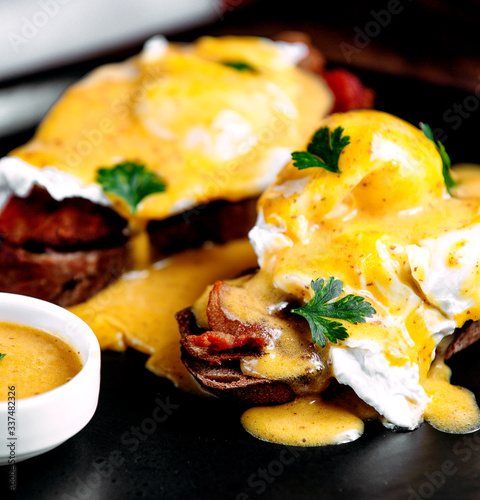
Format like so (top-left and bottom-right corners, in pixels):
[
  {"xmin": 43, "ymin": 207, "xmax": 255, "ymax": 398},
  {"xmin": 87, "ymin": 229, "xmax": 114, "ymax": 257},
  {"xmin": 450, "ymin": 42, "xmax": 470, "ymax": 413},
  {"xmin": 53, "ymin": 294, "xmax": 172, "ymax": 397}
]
[{"xmin": 0, "ymin": 293, "xmax": 101, "ymax": 465}]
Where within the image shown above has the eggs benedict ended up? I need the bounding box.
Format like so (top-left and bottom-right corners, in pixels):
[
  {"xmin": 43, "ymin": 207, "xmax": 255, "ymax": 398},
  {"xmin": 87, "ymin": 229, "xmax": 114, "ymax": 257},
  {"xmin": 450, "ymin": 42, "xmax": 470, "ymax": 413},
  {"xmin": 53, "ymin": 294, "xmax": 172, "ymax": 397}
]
[
  {"xmin": 179, "ymin": 110, "xmax": 480, "ymax": 445},
  {"xmin": 0, "ymin": 34, "xmax": 334, "ymax": 306}
]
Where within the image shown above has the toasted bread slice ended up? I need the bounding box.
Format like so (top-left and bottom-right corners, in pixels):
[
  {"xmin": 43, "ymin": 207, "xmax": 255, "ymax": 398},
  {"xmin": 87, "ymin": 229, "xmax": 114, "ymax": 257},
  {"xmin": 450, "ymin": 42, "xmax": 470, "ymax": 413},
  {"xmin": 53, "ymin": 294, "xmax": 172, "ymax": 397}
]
[
  {"xmin": 445, "ymin": 321, "xmax": 480, "ymax": 360},
  {"xmin": 0, "ymin": 239, "xmax": 126, "ymax": 307},
  {"xmin": 0, "ymin": 186, "xmax": 128, "ymax": 306},
  {"xmin": 177, "ymin": 307, "xmax": 296, "ymax": 405},
  {"xmin": 148, "ymin": 197, "xmax": 258, "ymax": 258}
]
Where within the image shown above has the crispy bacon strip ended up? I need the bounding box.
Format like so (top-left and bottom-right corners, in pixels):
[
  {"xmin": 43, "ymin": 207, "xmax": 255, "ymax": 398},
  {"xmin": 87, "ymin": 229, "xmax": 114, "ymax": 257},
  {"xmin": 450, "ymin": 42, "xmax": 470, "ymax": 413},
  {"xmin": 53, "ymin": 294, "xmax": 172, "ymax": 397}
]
[
  {"xmin": 187, "ymin": 330, "xmax": 266, "ymax": 351},
  {"xmin": 207, "ymin": 280, "xmax": 245, "ymax": 334},
  {"xmin": 187, "ymin": 280, "xmax": 269, "ymax": 352}
]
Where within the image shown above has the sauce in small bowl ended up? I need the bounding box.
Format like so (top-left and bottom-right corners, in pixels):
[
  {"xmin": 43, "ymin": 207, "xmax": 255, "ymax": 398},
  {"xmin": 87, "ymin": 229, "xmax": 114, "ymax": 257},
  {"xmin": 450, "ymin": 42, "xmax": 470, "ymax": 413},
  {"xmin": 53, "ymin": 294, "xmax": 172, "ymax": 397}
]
[
  {"xmin": 0, "ymin": 293, "xmax": 100, "ymax": 464},
  {"xmin": 0, "ymin": 322, "xmax": 83, "ymax": 400}
]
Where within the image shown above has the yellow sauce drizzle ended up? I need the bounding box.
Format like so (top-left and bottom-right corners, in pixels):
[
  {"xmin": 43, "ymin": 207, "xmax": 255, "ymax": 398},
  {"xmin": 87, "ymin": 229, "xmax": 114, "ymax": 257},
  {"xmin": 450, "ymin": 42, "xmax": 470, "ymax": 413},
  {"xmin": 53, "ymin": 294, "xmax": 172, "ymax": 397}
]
[{"xmin": 242, "ymin": 365, "xmax": 480, "ymax": 446}]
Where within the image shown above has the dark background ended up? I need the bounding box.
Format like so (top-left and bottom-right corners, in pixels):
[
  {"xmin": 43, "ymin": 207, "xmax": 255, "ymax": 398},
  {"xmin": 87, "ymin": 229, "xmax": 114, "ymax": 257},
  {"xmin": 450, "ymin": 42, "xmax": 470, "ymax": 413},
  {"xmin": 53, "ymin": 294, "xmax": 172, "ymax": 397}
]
[
  {"xmin": 2, "ymin": 0, "xmax": 480, "ymax": 155},
  {"xmin": 2, "ymin": 1, "xmax": 480, "ymax": 498}
]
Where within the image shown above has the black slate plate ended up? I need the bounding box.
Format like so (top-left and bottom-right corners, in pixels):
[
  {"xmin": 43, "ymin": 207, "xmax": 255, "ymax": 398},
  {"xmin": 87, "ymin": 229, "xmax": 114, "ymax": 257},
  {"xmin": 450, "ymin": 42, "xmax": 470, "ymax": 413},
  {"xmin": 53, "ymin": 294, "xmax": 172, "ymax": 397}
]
[{"xmin": 2, "ymin": 61, "xmax": 480, "ymax": 500}]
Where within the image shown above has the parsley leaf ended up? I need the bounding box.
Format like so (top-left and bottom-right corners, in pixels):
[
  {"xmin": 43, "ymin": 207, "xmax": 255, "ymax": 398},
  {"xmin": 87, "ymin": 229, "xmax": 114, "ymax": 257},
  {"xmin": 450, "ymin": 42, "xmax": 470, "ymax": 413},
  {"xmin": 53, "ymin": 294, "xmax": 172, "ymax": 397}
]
[
  {"xmin": 292, "ymin": 126, "xmax": 350, "ymax": 173},
  {"xmin": 0, "ymin": 353, "xmax": 6, "ymax": 362},
  {"xmin": 291, "ymin": 277, "xmax": 376, "ymax": 347},
  {"xmin": 96, "ymin": 161, "xmax": 166, "ymax": 215},
  {"xmin": 222, "ymin": 60, "xmax": 257, "ymax": 72},
  {"xmin": 419, "ymin": 122, "xmax": 457, "ymax": 195}
]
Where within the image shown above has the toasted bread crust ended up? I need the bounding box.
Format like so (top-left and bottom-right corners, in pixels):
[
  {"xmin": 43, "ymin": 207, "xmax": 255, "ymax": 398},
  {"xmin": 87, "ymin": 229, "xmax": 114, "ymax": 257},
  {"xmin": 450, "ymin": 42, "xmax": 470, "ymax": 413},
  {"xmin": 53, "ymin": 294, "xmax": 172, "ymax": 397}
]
[
  {"xmin": 0, "ymin": 240, "xmax": 126, "ymax": 307},
  {"xmin": 0, "ymin": 186, "xmax": 128, "ymax": 306},
  {"xmin": 147, "ymin": 197, "xmax": 258, "ymax": 258},
  {"xmin": 446, "ymin": 321, "xmax": 480, "ymax": 360},
  {"xmin": 177, "ymin": 307, "xmax": 296, "ymax": 406}
]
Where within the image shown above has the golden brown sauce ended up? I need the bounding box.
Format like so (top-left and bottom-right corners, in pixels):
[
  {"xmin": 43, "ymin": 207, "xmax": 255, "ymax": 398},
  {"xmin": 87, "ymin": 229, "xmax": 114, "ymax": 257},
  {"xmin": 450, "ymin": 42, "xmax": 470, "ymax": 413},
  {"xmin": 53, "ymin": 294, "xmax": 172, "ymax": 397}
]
[
  {"xmin": 0, "ymin": 322, "xmax": 82, "ymax": 400},
  {"xmin": 424, "ymin": 379, "xmax": 480, "ymax": 433}
]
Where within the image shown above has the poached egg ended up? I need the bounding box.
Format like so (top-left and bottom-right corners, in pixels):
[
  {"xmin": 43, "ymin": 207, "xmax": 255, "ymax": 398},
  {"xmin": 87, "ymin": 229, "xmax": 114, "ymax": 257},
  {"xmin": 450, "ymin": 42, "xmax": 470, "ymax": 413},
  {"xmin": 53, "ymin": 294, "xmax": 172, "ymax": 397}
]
[{"xmin": 3, "ymin": 35, "xmax": 332, "ymax": 220}]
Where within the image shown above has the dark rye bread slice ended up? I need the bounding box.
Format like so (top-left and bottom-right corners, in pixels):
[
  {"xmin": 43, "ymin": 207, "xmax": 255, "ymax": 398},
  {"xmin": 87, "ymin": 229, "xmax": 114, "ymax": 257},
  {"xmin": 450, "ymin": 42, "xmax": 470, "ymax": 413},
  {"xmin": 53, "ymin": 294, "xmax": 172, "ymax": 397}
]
[
  {"xmin": 0, "ymin": 186, "xmax": 128, "ymax": 250},
  {"xmin": 177, "ymin": 307, "xmax": 296, "ymax": 406},
  {"xmin": 445, "ymin": 321, "xmax": 480, "ymax": 360},
  {"xmin": 147, "ymin": 197, "xmax": 258, "ymax": 258},
  {"xmin": 0, "ymin": 241, "xmax": 126, "ymax": 307},
  {"xmin": 0, "ymin": 186, "xmax": 128, "ymax": 307}
]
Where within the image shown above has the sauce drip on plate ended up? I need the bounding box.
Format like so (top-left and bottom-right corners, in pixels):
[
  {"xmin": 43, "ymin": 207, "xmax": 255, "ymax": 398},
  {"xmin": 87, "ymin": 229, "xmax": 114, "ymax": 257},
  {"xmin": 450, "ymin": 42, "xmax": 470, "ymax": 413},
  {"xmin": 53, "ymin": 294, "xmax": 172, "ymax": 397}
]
[
  {"xmin": 424, "ymin": 356, "xmax": 480, "ymax": 434},
  {"xmin": 241, "ymin": 396, "xmax": 364, "ymax": 446}
]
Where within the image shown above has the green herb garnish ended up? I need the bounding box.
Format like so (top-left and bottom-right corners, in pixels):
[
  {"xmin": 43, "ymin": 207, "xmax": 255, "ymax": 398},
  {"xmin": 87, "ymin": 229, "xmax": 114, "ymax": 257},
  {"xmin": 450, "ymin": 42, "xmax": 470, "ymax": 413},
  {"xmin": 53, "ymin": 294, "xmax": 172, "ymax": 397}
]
[
  {"xmin": 96, "ymin": 161, "xmax": 166, "ymax": 215},
  {"xmin": 291, "ymin": 277, "xmax": 376, "ymax": 347},
  {"xmin": 419, "ymin": 122, "xmax": 457, "ymax": 196},
  {"xmin": 292, "ymin": 126, "xmax": 350, "ymax": 173},
  {"xmin": 221, "ymin": 60, "xmax": 257, "ymax": 72},
  {"xmin": 0, "ymin": 353, "xmax": 6, "ymax": 362}
]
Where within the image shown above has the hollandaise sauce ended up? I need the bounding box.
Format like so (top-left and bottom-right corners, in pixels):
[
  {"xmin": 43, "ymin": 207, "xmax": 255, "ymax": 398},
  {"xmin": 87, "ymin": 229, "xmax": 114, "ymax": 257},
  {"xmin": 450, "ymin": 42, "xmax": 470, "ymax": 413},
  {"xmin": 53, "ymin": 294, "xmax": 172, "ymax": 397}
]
[
  {"xmin": 0, "ymin": 322, "xmax": 82, "ymax": 400},
  {"xmin": 424, "ymin": 354, "xmax": 480, "ymax": 434},
  {"xmin": 242, "ymin": 377, "xmax": 480, "ymax": 447},
  {"xmin": 241, "ymin": 397, "xmax": 364, "ymax": 446}
]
